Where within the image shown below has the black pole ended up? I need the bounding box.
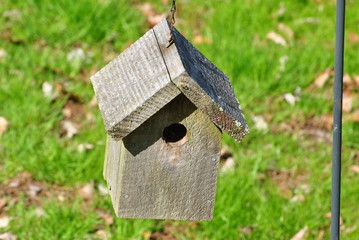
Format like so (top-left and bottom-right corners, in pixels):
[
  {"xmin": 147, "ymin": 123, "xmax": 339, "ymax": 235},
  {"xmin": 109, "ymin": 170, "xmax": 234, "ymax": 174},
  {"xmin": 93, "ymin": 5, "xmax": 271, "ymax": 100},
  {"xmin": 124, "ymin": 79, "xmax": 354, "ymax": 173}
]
[{"xmin": 331, "ymin": 0, "xmax": 345, "ymax": 239}]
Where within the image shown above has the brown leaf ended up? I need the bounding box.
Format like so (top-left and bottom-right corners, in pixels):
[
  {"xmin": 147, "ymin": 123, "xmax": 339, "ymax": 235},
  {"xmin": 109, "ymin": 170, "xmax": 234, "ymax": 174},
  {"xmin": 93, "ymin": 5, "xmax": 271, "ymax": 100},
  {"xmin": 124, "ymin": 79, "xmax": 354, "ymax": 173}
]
[
  {"xmin": 266, "ymin": 31, "xmax": 287, "ymax": 46},
  {"xmin": 350, "ymin": 165, "xmax": 359, "ymax": 173},
  {"xmin": 314, "ymin": 69, "xmax": 331, "ymax": 88},
  {"xmin": 0, "ymin": 117, "xmax": 9, "ymax": 136},
  {"xmin": 283, "ymin": 93, "xmax": 298, "ymax": 105},
  {"xmin": 192, "ymin": 35, "xmax": 213, "ymax": 45},
  {"xmin": 252, "ymin": 116, "xmax": 268, "ymax": 130},
  {"xmin": 238, "ymin": 226, "xmax": 253, "ymax": 236},
  {"xmin": 0, "ymin": 49, "xmax": 6, "ymax": 62},
  {"xmin": 290, "ymin": 226, "xmax": 308, "ymax": 240},
  {"xmin": 137, "ymin": 3, "xmax": 166, "ymax": 28},
  {"xmin": 97, "ymin": 184, "xmax": 108, "ymax": 196},
  {"xmin": 95, "ymin": 230, "xmax": 110, "ymax": 240},
  {"xmin": 353, "ymin": 75, "xmax": 359, "ymax": 86},
  {"xmin": 89, "ymin": 95, "xmax": 98, "ymax": 107},
  {"xmin": 316, "ymin": 230, "xmax": 325, "ymax": 240},
  {"xmin": 35, "ymin": 207, "xmax": 45, "ymax": 217},
  {"xmin": 342, "ymin": 92, "xmax": 353, "ymax": 113},
  {"xmin": 0, "ymin": 199, "xmax": 7, "ymax": 212},
  {"xmin": 221, "ymin": 157, "xmax": 235, "ymax": 173},
  {"xmin": 99, "ymin": 213, "xmax": 114, "ymax": 226},
  {"xmin": 349, "ymin": 32, "xmax": 359, "ymax": 44},
  {"xmin": 78, "ymin": 182, "xmax": 94, "ymax": 200},
  {"xmin": 325, "ymin": 212, "xmax": 343, "ymax": 225},
  {"xmin": 343, "ymin": 74, "xmax": 352, "ymax": 85},
  {"xmin": 62, "ymin": 97, "xmax": 84, "ymax": 121},
  {"xmin": 148, "ymin": 14, "xmax": 166, "ymax": 27},
  {"xmin": 60, "ymin": 120, "xmax": 78, "ymax": 139},
  {"xmin": 28, "ymin": 184, "xmax": 42, "ymax": 198},
  {"xmin": 278, "ymin": 23, "xmax": 294, "ymax": 40},
  {"xmin": 346, "ymin": 110, "xmax": 359, "ymax": 122},
  {"xmin": 0, "ymin": 233, "xmax": 17, "ymax": 240},
  {"xmin": 0, "ymin": 216, "xmax": 10, "ymax": 228}
]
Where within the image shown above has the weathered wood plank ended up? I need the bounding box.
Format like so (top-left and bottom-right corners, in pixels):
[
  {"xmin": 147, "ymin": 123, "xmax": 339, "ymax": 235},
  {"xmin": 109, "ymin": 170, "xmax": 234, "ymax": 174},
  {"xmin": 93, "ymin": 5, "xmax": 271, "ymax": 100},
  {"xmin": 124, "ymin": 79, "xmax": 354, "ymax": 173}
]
[
  {"xmin": 91, "ymin": 28, "xmax": 181, "ymax": 140},
  {"xmin": 104, "ymin": 94, "xmax": 222, "ymax": 220},
  {"xmin": 153, "ymin": 19, "xmax": 249, "ymax": 142}
]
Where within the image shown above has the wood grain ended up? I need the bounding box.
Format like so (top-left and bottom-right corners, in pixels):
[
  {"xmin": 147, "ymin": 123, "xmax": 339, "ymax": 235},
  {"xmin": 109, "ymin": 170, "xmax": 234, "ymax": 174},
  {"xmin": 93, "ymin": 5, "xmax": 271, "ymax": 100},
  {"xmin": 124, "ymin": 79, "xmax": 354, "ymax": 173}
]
[
  {"xmin": 91, "ymin": 28, "xmax": 181, "ymax": 140},
  {"xmin": 153, "ymin": 19, "xmax": 249, "ymax": 142},
  {"xmin": 104, "ymin": 94, "xmax": 222, "ymax": 220}
]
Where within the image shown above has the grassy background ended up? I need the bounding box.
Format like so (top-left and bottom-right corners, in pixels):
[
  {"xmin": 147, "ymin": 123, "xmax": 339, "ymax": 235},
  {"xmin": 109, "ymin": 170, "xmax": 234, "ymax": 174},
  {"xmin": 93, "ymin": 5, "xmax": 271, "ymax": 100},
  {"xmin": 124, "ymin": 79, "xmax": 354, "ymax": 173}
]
[{"xmin": 1, "ymin": 0, "xmax": 359, "ymax": 239}]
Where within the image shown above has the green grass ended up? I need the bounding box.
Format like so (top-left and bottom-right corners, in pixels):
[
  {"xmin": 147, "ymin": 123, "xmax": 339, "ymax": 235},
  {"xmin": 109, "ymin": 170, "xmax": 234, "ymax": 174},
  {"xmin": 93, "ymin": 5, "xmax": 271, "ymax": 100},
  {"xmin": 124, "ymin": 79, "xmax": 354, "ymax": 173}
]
[{"xmin": 1, "ymin": 0, "xmax": 359, "ymax": 239}]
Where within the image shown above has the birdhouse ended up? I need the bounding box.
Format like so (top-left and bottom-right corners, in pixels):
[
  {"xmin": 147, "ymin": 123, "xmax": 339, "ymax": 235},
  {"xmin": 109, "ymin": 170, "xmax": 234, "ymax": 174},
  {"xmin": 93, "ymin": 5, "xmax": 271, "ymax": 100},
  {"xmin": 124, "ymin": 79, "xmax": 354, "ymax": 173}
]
[{"xmin": 91, "ymin": 19, "xmax": 249, "ymax": 221}]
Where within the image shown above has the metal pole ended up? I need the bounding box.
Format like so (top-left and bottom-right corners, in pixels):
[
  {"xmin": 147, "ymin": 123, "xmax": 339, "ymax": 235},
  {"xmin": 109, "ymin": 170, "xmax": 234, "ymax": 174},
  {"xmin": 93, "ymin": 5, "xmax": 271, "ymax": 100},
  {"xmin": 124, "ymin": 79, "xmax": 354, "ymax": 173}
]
[{"xmin": 331, "ymin": 0, "xmax": 345, "ymax": 239}]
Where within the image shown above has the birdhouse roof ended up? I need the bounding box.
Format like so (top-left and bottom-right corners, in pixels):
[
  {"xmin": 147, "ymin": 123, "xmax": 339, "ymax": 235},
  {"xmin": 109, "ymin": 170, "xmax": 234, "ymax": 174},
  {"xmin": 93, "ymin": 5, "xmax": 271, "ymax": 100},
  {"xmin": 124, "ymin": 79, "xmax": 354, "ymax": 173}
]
[{"xmin": 91, "ymin": 19, "xmax": 248, "ymax": 142}]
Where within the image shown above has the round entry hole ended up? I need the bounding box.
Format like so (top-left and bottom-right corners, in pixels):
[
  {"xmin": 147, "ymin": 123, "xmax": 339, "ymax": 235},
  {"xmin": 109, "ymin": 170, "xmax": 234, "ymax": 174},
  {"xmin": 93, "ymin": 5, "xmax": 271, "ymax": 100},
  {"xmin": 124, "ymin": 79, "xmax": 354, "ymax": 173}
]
[{"xmin": 162, "ymin": 123, "xmax": 187, "ymax": 143}]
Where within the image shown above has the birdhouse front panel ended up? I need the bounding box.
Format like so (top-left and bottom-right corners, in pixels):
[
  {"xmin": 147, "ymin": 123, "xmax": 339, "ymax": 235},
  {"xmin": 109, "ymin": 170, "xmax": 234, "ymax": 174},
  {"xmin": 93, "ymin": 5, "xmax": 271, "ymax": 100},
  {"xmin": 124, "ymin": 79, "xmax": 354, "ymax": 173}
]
[{"xmin": 104, "ymin": 94, "xmax": 222, "ymax": 220}]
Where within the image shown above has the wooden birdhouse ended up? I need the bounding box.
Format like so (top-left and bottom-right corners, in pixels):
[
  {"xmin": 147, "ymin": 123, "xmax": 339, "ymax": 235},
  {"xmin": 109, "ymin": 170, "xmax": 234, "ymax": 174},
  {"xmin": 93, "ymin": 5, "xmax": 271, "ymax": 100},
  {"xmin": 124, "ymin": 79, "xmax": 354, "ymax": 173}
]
[{"xmin": 91, "ymin": 19, "xmax": 249, "ymax": 221}]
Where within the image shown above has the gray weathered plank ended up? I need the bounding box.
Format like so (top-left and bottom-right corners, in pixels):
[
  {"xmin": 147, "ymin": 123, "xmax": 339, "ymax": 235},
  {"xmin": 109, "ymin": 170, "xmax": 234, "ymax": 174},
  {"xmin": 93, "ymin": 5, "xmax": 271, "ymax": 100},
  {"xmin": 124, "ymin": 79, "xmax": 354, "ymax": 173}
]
[
  {"xmin": 91, "ymin": 28, "xmax": 181, "ymax": 140},
  {"xmin": 104, "ymin": 94, "xmax": 222, "ymax": 221},
  {"xmin": 153, "ymin": 19, "xmax": 249, "ymax": 142}
]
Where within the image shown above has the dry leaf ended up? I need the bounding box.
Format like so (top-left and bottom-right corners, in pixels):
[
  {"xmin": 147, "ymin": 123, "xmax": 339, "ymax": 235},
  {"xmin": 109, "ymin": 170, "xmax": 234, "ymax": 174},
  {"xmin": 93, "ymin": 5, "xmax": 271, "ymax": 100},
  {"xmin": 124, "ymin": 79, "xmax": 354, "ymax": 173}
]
[
  {"xmin": 100, "ymin": 213, "xmax": 114, "ymax": 226},
  {"xmin": 316, "ymin": 230, "xmax": 325, "ymax": 240},
  {"xmin": 193, "ymin": 35, "xmax": 213, "ymax": 45},
  {"xmin": 272, "ymin": 6, "xmax": 286, "ymax": 18},
  {"xmin": 325, "ymin": 213, "xmax": 343, "ymax": 225},
  {"xmin": 266, "ymin": 31, "xmax": 287, "ymax": 46},
  {"xmin": 137, "ymin": 3, "xmax": 166, "ymax": 27},
  {"xmin": 350, "ymin": 165, "xmax": 359, "ymax": 173},
  {"xmin": 253, "ymin": 116, "xmax": 268, "ymax": 131},
  {"xmin": 314, "ymin": 69, "xmax": 331, "ymax": 88},
  {"xmin": 28, "ymin": 184, "xmax": 42, "ymax": 197},
  {"xmin": 0, "ymin": 117, "xmax": 9, "ymax": 136},
  {"xmin": 290, "ymin": 194, "xmax": 305, "ymax": 203},
  {"xmin": 295, "ymin": 17, "xmax": 320, "ymax": 24},
  {"xmin": 349, "ymin": 32, "xmax": 359, "ymax": 44},
  {"xmin": 78, "ymin": 183, "xmax": 94, "ymax": 200},
  {"xmin": 238, "ymin": 226, "xmax": 253, "ymax": 236},
  {"xmin": 77, "ymin": 143, "xmax": 94, "ymax": 153},
  {"xmin": 343, "ymin": 74, "xmax": 352, "ymax": 85},
  {"xmin": 278, "ymin": 23, "xmax": 294, "ymax": 40},
  {"xmin": 89, "ymin": 95, "xmax": 98, "ymax": 107},
  {"xmin": 290, "ymin": 226, "xmax": 308, "ymax": 240},
  {"xmin": 148, "ymin": 14, "xmax": 166, "ymax": 27},
  {"xmin": 97, "ymin": 184, "xmax": 108, "ymax": 195},
  {"xmin": 346, "ymin": 110, "xmax": 359, "ymax": 122},
  {"xmin": 221, "ymin": 157, "xmax": 235, "ymax": 173},
  {"xmin": 283, "ymin": 93, "xmax": 298, "ymax": 105},
  {"xmin": 0, "ymin": 199, "xmax": 7, "ymax": 212},
  {"xmin": 342, "ymin": 93, "xmax": 353, "ymax": 113},
  {"xmin": 42, "ymin": 82, "xmax": 59, "ymax": 100},
  {"xmin": 353, "ymin": 75, "xmax": 359, "ymax": 86},
  {"xmin": 279, "ymin": 55, "xmax": 289, "ymax": 72},
  {"xmin": 35, "ymin": 207, "xmax": 45, "ymax": 217},
  {"xmin": 2, "ymin": 9, "xmax": 21, "ymax": 19},
  {"xmin": 0, "ymin": 216, "xmax": 10, "ymax": 228},
  {"xmin": 60, "ymin": 120, "xmax": 78, "ymax": 139},
  {"xmin": 95, "ymin": 230, "xmax": 109, "ymax": 240},
  {"xmin": 0, "ymin": 49, "xmax": 6, "ymax": 61},
  {"xmin": 67, "ymin": 48, "xmax": 86, "ymax": 63},
  {"xmin": 0, "ymin": 233, "xmax": 17, "ymax": 240},
  {"xmin": 343, "ymin": 226, "xmax": 357, "ymax": 234}
]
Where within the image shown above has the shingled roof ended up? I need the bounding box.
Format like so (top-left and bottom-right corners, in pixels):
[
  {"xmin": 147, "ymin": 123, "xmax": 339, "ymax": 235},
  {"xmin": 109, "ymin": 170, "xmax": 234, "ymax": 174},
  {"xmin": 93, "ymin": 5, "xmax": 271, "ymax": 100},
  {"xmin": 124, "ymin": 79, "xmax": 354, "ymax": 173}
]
[{"xmin": 91, "ymin": 19, "xmax": 249, "ymax": 142}]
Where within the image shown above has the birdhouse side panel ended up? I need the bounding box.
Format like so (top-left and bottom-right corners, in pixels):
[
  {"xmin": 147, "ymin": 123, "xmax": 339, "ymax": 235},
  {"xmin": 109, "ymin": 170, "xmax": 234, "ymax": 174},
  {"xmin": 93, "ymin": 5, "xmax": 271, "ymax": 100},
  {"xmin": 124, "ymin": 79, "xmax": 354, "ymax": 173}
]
[{"xmin": 105, "ymin": 94, "xmax": 222, "ymax": 221}]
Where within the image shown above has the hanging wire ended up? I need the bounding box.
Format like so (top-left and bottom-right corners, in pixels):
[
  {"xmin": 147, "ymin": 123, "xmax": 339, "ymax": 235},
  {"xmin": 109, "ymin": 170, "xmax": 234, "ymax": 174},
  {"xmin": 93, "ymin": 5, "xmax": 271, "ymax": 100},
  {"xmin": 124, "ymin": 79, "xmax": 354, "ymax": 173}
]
[
  {"xmin": 167, "ymin": 0, "xmax": 176, "ymax": 48},
  {"xmin": 331, "ymin": 0, "xmax": 346, "ymax": 239}
]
